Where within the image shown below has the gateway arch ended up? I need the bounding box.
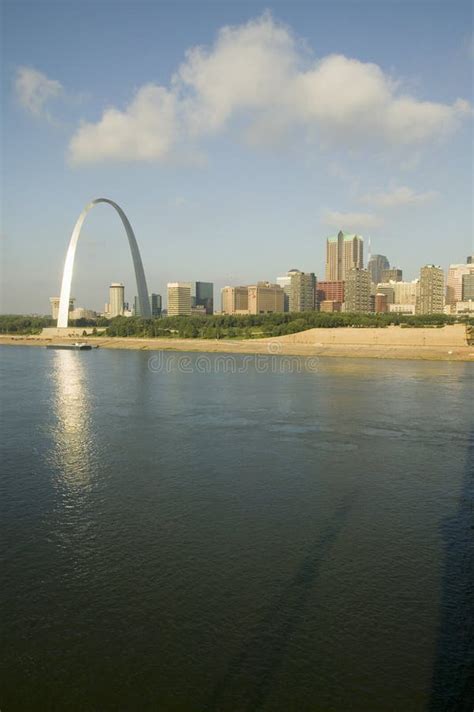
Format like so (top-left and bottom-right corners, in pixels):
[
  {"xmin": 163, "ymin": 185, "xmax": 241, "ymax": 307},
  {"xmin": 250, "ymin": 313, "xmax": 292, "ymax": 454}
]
[{"xmin": 57, "ymin": 198, "xmax": 151, "ymax": 328}]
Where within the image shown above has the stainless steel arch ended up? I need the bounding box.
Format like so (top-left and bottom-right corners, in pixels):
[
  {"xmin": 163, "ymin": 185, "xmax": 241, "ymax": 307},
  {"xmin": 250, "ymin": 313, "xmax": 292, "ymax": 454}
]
[{"xmin": 57, "ymin": 198, "xmax": 151, "ymax": 327}]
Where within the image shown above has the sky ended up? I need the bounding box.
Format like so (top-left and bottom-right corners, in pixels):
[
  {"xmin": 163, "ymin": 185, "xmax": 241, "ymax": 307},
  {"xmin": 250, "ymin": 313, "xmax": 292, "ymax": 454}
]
[{"xmin": 1, "ymin": 0, "xmax": 473, "ymax": 314}]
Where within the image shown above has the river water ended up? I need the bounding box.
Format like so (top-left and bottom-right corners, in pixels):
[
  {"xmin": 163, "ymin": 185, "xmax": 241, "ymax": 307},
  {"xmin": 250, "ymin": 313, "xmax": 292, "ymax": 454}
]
[{"xmin": 1, "ymin": 346, "xmax": 473, "ymax": 711}]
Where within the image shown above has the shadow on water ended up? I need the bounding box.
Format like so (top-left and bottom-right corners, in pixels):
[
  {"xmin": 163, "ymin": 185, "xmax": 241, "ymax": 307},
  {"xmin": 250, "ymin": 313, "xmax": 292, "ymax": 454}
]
[
  {"xmin": 206, "ymin": 493, "xmax": 356, "ymax": 712},
  {"xmin": 429, "ymin": 429, "xmax": 474, "ymax": 711}
]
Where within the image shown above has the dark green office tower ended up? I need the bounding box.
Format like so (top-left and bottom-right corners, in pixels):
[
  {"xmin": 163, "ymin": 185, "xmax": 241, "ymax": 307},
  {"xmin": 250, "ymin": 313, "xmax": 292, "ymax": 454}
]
[{"xmin": 195, "ymin": 282, "xmax": 214, "ymax": 314}]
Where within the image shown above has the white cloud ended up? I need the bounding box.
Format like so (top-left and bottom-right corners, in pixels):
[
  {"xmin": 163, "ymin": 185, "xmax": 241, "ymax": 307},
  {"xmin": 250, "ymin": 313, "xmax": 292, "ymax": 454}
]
[
  {"xmin": 69, "ymin": 85, "xmax": 177, "ymax": 163},
  {"xmin": 68, "ymin": 13, "xmax": 472, "ymax": 164},
  {"xmin": 324, "ymin": 211, "xmax": 382, "ymax": 231},
  {"xmin": 361, "ymin": 185, "xmax": 439, "ymax": 208},
  {"xmin": 175, "ymin": 13, "xmax": 299, "ymax": 135},
  {"xmin": 15, "ymin": 66, "xmax": 62, "ymax": 118},
  {"xmin": 384, "ymin": 97, "xmax": 471, "ymax": 144}
]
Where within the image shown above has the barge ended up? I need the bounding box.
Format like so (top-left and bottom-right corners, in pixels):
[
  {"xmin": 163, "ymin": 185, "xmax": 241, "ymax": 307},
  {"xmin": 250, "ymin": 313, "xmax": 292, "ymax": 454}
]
[{"xmin": 46, "ymin": 343, "xmax": 95, "ymax": 351}]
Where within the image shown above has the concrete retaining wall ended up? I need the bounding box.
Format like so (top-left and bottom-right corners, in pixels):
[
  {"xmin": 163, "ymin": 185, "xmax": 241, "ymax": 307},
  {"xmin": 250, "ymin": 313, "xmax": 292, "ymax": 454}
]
[{"xmin": 277, "ymin": 324, "xmax": 468, "ymax": 347}]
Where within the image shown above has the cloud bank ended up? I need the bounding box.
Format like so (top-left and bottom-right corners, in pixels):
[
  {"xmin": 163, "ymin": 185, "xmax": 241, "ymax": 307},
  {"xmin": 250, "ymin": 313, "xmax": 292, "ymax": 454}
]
[
  {"xmin": 70, "ymin": 85, "xmax": 178, "ymax": 162},
  {"xmin": 326, "ymin": 184, "xmax": 440, "ymax": 232},
  {"xmin": 67, "ymin": 13, "xmax": 471, "ymax": 164},
  {"xmin": 324, "ymin": 211, "xmax": 382, "ymax": 231},
  {"xmin": 15, "ymin": 66, "xmax": 63, "ymax": 118},
  {"xmin": 360, "ymin": 185, "xmax": 439, "ymax": 208}
]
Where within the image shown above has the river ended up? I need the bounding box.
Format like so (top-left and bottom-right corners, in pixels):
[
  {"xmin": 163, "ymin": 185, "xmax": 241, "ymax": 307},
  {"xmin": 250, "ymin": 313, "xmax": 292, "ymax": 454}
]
[{"xmin": 1, "ymin": 346, "xmax": 472, "ymax": 711}]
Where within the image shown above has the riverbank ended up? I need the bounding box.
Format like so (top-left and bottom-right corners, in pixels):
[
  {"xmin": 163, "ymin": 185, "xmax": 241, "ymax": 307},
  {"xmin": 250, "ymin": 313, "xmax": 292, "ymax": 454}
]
[{"xmin": 1, "ymin": 326, "xmax": 473, "ymax": 361}]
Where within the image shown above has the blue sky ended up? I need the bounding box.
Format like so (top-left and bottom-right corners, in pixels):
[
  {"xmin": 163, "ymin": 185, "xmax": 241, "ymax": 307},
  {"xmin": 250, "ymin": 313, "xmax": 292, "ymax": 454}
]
[{"xmin": 1, "ymin": 0, "xmax": 473, "ymax": 313}]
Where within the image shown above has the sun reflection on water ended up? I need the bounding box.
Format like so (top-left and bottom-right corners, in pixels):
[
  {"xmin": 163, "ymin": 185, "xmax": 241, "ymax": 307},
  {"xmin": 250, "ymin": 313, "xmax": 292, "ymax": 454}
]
[{"xmin": 50, "ymin": 349, "xmax": 95, "ymax": 491}]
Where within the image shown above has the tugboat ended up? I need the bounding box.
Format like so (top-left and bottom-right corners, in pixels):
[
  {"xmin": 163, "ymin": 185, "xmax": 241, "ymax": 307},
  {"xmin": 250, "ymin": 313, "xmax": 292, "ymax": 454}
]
[{"xmin": 46, "ymin": 342, "xmax": 93, "ymax": 350}]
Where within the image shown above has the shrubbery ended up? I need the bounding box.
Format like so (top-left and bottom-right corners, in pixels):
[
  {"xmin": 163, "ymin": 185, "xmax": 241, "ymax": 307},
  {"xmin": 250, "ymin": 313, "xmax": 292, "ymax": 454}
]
[{"xmin": 0, "ymin": 315, "xmax": 55, "ymax": 334}]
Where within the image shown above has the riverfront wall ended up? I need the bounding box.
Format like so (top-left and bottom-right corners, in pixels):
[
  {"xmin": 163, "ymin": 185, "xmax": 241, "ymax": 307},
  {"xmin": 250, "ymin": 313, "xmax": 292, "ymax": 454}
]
[{"xmin": 277, "ymin": 325, "xmax": 469, "ymax": 347}]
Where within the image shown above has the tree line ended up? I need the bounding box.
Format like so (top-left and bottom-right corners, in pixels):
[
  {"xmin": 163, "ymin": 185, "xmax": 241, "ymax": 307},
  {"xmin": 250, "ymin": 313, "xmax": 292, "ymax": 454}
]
[
  {"xmin": 105, "ymin": 311, "xmax": 471, "ymax": 339},
  {"xmin": 0, "ymin": 315, "xmax": 108, "ymax": 334},
  {"xmin": 1, "ymin": 311, "xmax": 472, "ymax": 338}
]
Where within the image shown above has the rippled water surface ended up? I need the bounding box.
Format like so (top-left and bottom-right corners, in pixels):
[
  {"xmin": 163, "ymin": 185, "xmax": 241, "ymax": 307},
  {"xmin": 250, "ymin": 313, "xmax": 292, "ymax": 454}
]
[{"xmin": 1, "ymin": 346, "xmax": 473, "ymax": 711}]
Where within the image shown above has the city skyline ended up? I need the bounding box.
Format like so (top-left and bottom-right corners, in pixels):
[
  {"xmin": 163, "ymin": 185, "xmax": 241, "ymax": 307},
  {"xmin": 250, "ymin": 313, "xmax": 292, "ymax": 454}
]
[
  {"xmin": 9, "ymin": 198, "xmax": 474, "ymax": 317},
  {"xmin": 50, "ymin": 247, "xmax": 474, "ymax": 319},
  {"xmin": 40, "ymin": 200, "xmax": 474, "ymax": 318},
  {"xmin": 1, "ymin": 1, "xmax": 473, "ymax": 314}
]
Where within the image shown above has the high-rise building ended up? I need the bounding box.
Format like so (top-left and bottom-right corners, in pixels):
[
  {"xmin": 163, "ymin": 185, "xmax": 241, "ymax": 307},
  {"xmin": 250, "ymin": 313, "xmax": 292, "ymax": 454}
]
[
  {"xmin": 376, "ymin": 279, "xmax": 419, "ymax": 306},
  {"xmin": 375, "ymin": 293, "xmax": 388, "ymax": 313},
  {"xmin": 133, "ymin": 294, "xmax": 142, "ymax": 316},
  {"xmin": 289, "ymin": 270, "xmax": 316, "ymax": 312},
  {"xmin": 50, "ymin": 296, "xmax": 75, "ymax": 321},
  {"xmin": 109, "ymin": 283, "xmax": 125, "ymax": 317},
  {"xmin": 454, "ymin": 301, "xmax": 474, "ymax": 314},
  {"xmin": 393, "ymin": 280, "xmax": 419, "ymax": 305},
  {"xmin": 467, "ymin": 255, "xmax": 473, "ymax": 264},
  {"xmin": 446, "ymin": 263, "xmax": 474, "ymax": 304},
  {"xmin": 316, "ymin": 281, "xmax": 345, "ymax": 305},
  {"xmin": 276, "ymin": 274, "xmax": 292, "ymax": 312},
  {"xmin": 381, "ymin": 268, "xmax": 403, "ymax": 282},
  {"xmin": 368, "ymin": 254, "xmax": 390, "ymax": 285},
  {"xmin": 167, "ymin": 282, "xmax": 192, "ymax": 316},
  {"xmin": 375, "ymin": 284, "xmax": 395, "ymax": 304},
  {"xmin": 462, "ymin": 272, "xmax": 474, "ymax": 301},
  {"xmin": 195, "ymin": 282, "xmax": 214, "ymax": 314},
  {"xmin": 221, "ymin": 286, "xmax": 249, "ymax": 314},
  {"xmin": 150, "ymin": 293, "xmax": 162, "ymax": 317},
  {"xmin": 345, "ymin": 268, "xmax": 371, "ymax": 313},
  {"xmin": 416, "ymin": 265, "xmax": 445, "ymax": 314},
  {"xmin": 325, "ymin": 232, "xmax": 364, "ymax": 281},
  {"xmin": 69, "ymin": 307, "xmax": 97, "ymax": 320},
  {"xmin": 248, "ymin": 283, "xmax": 284, "ymax": 314}
]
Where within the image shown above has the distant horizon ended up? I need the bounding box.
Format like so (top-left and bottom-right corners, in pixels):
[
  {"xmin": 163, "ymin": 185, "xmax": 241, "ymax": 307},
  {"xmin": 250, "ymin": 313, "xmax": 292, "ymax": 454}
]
[
  {"xmin": 3, "ymin": 201, "xmax": 474, "ymax": 317},
  {"xmin": 3, "ymin": 244, "xmax": 473, "ymax": 317}
]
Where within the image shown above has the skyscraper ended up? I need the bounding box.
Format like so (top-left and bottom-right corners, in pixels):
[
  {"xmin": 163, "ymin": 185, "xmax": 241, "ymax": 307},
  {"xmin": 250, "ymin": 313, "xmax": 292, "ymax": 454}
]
[
  {"xmin": 416, "ymin": 266, "xmax": 444, "ymax": 314},
  {"xmin": 221, "ymin": 286, "xmax": 249, "ymax": 314},
  {"xmin": 325, "ymin": 232, "xmax": 364, "ymax": 281},
  {"xmin": 276, "ymin": 274, "xmax": 292, "ymax": 312},
  {"xmin": 368, "ymin": 254, "xmax": 390, "ymax": 284},
  {"xmin": 288, "ymin": 270, "xmax": 316, "ymax": 312},
  {"xmin": 462, "ymin": 273, "xmax": 474, "ymax": 301},
  {"xmin": 375, "ymin": 284, "xmax": 395, "ymax": 304},
  {"xmin": 109, "ymin": 283, "xmax": 125, "ymax": 317},
  {"xmin": 247, "ymin": 283, "xmax": 284, "ymax": 314},
  {"xmin": 316, "ymin": 281, "xmax": 345, "ymax": 305},
  {"xmin": 446, "ymin": 263, "xmax": 474, "ymax": 304},
  {"xmin": 375, "ymin": 293, "xmax": 388, "ymax": 313},
  {"xmin": 167, "ymin": 282, "xmax": 192, "ymax": 316},
  {"xmin": 344, "ymin": 268, "xmax": 371, "ymax": 313},
  {"xmin": 381, "ymin": 268, "xmax": 403, "ymax": 282},
  {"xmin": 376, "ymin": 280, "xmax": 419, "ymax": 306},
  {"xmin": 150, "ymin": 293, "xmax": 162, "ymax": 317},
  {"xmin": 392, "ymin": 280, "xmax": 419, "ymax": 305},
  {"xmin": 195, "ymin": 282, "xmax": 214, "ymax": 314}
]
